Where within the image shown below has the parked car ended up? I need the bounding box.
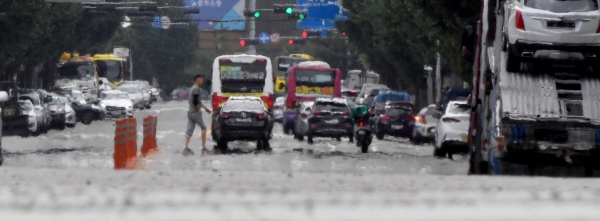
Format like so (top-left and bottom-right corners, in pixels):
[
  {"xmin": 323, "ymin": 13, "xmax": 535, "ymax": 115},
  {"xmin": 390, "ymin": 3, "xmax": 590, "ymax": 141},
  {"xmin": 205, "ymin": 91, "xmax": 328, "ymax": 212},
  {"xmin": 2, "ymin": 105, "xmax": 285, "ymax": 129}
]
[
  {"xmin": 18, "ymin": 99, "xmax": 37, "ymax": 134},
  {"xmin": 371, "ymin": 91, "xmax": 411, "ymax": 113},
  {"xmin": 99, "ymin": 90, "xmax": 134, "ymax": 119},
  {"xmin": 502, "ymin": 0, "xmax": 600, "ymax": 72},
  {"xmin": 18, "ymin": 90, "xmax": 51, "ymax": 135},
  {"xmin": 303, "ymin": 98, "xmax": 353, "ymax": 144},
  {"xmin": 117, "ymin": 80, "xmax": 159, "ymax": 102},
  {"xmin": 434, "ymin": 100, "xmax": 471, "ymax": 158},
  {"xmin": 292, "ymin": 101, "xmax": 314, "ymax": 141},
  {"xmin": 116, "ymin": 85, "xmax": 151, "ymax": 109},
  {"xmin": 411, "ymin": 104, "xmax": 442, "ymax": 144},
  {"xmin": 273, "ymin": 97, "xmax": 285, "ymax": 123},
  {"xmin": 58, "ymin": 96, "xmax": 76, "ymax": 128},
  {"xmin": 47, "ymin": 94, "xmax": 67, "ymax": 129},
  {"xmin": 170, "ymin": 86, "xmax": 190, "ymax": 100},
  {"xmin": 371, "ymin": 101, "xmax": 416, "ymax": 140},
  {"xmin": 213, "ymin": 96, "xmax": 273, "ymax": 153}
]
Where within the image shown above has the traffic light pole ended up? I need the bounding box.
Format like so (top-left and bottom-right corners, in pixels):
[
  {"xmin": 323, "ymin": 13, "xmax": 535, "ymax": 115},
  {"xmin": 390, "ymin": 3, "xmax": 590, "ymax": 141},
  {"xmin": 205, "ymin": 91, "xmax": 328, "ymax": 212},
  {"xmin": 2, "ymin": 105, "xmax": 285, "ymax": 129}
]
[{"xmin": 247, "ymin": 0, "xmax": 256, "ymax": 55}]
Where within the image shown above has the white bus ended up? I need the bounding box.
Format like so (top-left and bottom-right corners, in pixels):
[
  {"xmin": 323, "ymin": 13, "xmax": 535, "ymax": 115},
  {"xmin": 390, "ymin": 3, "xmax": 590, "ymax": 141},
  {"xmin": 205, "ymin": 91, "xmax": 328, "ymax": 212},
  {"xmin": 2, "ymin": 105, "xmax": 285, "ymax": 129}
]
[{"xmin": 211, "ymin": 54, "xmax": 274, "ymax": 111}]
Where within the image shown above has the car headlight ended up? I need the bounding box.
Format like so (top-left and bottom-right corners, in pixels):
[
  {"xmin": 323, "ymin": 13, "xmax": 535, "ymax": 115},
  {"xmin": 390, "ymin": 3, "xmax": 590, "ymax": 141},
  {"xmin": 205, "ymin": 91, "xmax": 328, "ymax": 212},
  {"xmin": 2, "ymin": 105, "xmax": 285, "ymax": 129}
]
[{"xmin": 127, "ymin": 105, "xmax": 132, "ymax": 109}]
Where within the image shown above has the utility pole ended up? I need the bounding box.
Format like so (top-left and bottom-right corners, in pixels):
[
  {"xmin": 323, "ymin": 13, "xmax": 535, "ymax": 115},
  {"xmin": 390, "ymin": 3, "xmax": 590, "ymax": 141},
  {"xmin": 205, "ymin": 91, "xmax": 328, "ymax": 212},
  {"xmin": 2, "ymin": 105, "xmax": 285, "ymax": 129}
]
[
  {"xmin": 424, "ymin": 65, "xmax": 433, "ymax": 105},
  {"xmin": 435, "ymin": 52, "xmax": 442, "ymax": 104},
  {"xmin": 247, "ymin": 0, "xmax": 256, "ymax": 55}
]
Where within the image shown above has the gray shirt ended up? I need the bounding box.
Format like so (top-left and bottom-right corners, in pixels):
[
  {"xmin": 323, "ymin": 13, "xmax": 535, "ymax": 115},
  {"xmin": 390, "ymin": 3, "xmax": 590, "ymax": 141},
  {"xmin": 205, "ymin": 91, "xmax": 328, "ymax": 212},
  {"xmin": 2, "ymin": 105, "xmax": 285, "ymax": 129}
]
[{"xmin": 188, "ymin": 85, "xmax": 201, "ymax": 116}]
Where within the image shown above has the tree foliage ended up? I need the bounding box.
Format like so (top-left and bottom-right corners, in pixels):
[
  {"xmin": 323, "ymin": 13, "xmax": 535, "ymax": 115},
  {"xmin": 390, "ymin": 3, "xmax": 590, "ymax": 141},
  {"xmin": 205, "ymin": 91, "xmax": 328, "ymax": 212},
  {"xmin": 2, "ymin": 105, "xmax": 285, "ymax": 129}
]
[{"xmin": 340, "ymin": 0, "xmax": 480, "ymax": 93}]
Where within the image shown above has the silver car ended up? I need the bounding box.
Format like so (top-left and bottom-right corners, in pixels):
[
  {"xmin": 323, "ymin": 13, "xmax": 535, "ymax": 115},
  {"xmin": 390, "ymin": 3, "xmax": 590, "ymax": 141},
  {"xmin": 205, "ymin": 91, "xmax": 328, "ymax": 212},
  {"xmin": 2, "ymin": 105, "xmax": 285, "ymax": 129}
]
[
  {"xmin": 411, "ymin": 104, "xmax": 442, "ymax": 144},
  {"xmin": 292, "ymin": 101, "xmax": 314, "ymax": 141},
  {"xmin": 273, "ymin": 97, "xmax": 285, "ymax": 123},
  {"xmin": 116, "ymin": 85, "xmax": 151, "ymax": 110}
]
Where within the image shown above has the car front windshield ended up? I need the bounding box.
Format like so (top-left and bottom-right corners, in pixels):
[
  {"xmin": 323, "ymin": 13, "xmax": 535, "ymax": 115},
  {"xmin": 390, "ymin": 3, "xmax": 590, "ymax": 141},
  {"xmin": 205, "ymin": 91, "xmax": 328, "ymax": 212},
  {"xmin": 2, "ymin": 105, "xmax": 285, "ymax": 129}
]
[
  {"xmin": 313, "ymin": 101, "xmax": 348, "ymax": 112},
  {"xmin": 117, "ymin": 87, "xmax": 140, "ymax": 94},
  {"xmin": 524, "ymin": 0, "xmax": 599, "ymax": 13},
  {"xmin": 447, "ymin": 103, "xmax": 471, "ymax": 115},
  {"xmin": 103, "ymin": 93, "xmax": 129, "ymax": 100}
]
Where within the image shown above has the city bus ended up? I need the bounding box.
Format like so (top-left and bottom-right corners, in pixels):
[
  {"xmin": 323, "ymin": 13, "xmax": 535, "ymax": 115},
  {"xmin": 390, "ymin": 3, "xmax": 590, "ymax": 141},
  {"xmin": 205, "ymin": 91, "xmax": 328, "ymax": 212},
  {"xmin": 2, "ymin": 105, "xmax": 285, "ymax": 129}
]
[
  {"xmin": 282, "ymin": 61, "xmax": 342, "ymax": 134},
  {"xmin": 93, "ymin": 54, "xmax": 126, "ymax": 86},
  {"xmin": 272, "ymin": 54, "xmax": 314, "ymax": 95},
  {"xmin": 211, "ymin": 54, "xmax": 274, "ymax": 111}
]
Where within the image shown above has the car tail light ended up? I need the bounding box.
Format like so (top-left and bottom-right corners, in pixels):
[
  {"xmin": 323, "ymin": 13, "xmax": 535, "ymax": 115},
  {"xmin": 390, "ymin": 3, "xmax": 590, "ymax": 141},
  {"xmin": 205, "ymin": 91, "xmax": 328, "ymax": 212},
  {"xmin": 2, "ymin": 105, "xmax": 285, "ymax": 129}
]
[
  {"xmin": 381, "ymin": 115, "xmax": 391, "ymax": 121},
  {"xmin": 343, "ymin": 111, "xmax": 349, "ymax": 116},
  {"xmin": 256, "ymin": 59, "xmax": 266, "ymax": 63},
  {"xmin": 301, "ymin": 113, "xmax": 308, "ymax": 119},
  {"xmin": 312, "ymin": 110, "xmax": 322, "ymax": 115},
  {"xmin": 261, "ymin": 94, "xmax": 273, "ymax": 109},
  {"xmin": 417, "ymin": 115, "xmax": 427, "ymax": 124},
  {"xmin": 220, "ymin": 113, "xmax": 234, "ymax": 119},
  {"xmin": 370, "ymin": 108, "xmax": 375, "ymax": 114},
  {"xmin": 442, "ymin": 117, "xmax": 461, "ymax": 123},
  {"xmin": 359, "ymin": 121, "xmax": 366, "ymax": 127},
  {"xmin": 254, "ymin": 113, "xmax": 268, "ymax": 120},
  {"xmin": 516, "ymin": 10, "xmax": 525, "ymax": 31},
  {"xmin": 212, "ymin": 93, "xmax": 219, "ymax": 111}
]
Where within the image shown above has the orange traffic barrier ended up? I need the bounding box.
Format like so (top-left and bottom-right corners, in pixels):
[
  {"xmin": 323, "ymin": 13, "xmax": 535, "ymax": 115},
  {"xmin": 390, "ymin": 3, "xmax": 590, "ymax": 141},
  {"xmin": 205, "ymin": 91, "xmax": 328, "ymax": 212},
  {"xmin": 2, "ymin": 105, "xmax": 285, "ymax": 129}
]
[
  {"xmin": 113, "ymin": 119, "xmax": 128, "ymax": 169},
  {"xmin": 141, "ymin": 115, "xmax": 158, "ymax": 158},
  {"xmin": 114, "ymin": 117, "xmax": 139, "ymax": 169}
]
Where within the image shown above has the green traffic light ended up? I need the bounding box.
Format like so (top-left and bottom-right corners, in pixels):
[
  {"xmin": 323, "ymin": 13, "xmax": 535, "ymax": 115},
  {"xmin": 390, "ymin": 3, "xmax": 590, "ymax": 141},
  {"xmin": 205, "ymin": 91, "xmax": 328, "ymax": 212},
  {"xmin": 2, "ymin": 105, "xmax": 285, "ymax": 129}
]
[
  {"xmin": 299, "ymin": 13, "xmax": 305, "ymax": 20},
  {"xmin": 254, "ymin": 11, "xmax": 261, "ymax": 18},
  {"xmin": 285, "ymin": 7, "xmax": 293, "ymax": 15}
]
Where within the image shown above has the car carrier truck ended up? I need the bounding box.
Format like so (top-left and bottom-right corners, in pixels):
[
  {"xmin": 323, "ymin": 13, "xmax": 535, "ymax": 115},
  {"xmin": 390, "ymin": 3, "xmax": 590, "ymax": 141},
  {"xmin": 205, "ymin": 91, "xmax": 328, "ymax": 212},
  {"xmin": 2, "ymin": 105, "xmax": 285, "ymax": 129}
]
[{"xmin": 464, "ymin": 0, "xmax": 600, "ymax": 176}]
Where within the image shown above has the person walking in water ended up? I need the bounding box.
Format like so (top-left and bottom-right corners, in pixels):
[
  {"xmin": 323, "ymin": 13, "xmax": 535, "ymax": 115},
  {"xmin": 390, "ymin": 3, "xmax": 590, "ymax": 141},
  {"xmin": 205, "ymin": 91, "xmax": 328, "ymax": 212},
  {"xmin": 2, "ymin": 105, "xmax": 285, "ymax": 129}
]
[{"xmin": 183, "ymin": 74, "xmax": 211, "ymax": 156}]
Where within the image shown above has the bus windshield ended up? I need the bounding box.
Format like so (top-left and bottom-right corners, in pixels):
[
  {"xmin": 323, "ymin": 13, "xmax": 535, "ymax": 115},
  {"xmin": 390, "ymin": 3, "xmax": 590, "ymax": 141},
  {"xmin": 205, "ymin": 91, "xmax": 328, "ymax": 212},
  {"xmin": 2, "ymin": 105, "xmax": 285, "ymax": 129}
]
[
  {"xmin": 219, "ymin": 60, "xmax": 267, "ymax": 93},
  {"xmin": 58, "ymin": 63, "xmax": 95, "ymax": 79},
  {"xmin": 276, "ymin": 57, "xmax": 307, "ymax": 74},
  {"xmin": 96, "ymin": 60, "xmax": 122, "ymax": 82},
  {"xmin": 295, "ymin": 70, "xmax": 335, "ymax": 86}
]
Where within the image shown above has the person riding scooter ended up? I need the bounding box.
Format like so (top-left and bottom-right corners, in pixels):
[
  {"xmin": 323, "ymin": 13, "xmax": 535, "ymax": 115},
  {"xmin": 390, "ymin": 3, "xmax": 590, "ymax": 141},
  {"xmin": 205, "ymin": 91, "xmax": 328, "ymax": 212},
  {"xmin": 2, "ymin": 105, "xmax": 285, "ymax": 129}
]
[{"xmin": 351, "ymin": 104, "xmax": 373, "ymax": 153}]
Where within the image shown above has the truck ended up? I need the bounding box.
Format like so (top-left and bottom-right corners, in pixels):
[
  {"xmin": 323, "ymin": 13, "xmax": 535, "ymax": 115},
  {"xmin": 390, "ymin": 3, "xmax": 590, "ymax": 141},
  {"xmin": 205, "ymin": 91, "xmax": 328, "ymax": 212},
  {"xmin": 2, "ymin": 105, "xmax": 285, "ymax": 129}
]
[
  {"xmin": 55, "ymin": 54, "xmax": 99, "ymax": 103},
  {"xmin": 346, "ymin": 70, "xmax": 380, "ymax": 91},
  {"xmin": 464, "ymin": 0, "xmax": 600, "ymax": 176}
]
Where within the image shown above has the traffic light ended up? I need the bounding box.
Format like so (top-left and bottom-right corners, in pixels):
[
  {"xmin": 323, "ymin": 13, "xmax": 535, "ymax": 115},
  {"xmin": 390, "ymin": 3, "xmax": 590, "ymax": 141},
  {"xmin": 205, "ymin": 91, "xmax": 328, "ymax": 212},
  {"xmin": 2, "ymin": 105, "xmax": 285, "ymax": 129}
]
[
  {"xmin": 285, "ymin": 6, "xmax": 293, "ymax": 15},
  {"xmin": 239, "ymin": 39, "xmax": 258, "ymax": 47},
  {"xmin": 288, "ymin": 38, "xmax": 306, "ymax": 45},
  {"xmin": 342, "ymin": 31, "xmax": 347, "ymax": 36},
  {"xmin": 243, "ymin": 9, "xmax": 261, "ymax": 18},
  {"xmin": 288, "ymin": 10, "xmax": 307, "ymax": 20},
  {"xmin": 302, "ymin": 30, "xmax": 321, "ymax": 38}
]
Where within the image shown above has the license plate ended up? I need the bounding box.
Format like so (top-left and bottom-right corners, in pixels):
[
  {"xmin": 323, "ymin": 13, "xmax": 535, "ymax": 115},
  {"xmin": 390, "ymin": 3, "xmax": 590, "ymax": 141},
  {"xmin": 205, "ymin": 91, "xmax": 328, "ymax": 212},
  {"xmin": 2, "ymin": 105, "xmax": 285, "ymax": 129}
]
[
  {"xmin": 547, "ymin": 21, "xmax": 575, "ymax": 29},
  {"xmin": 325, "ymin": 119, "xmax": 339, "ymax": 124},
  {"xmin": 111, "ymin": 110, "xmax": 122, "ymax": 115},
  {"xmin": 461, "ymin": 135, "xmax": 468, "ymax": 141},
  {"xmin": 392, "ymin": 125, "xmax": 403, "ymax": 130},
  {"xmin": 3, "ymin": 109, "xmax": 15, "ymax": 117},
  {"xmin": 358, "ymin": 130, "xmax": 365, "ymax": 135},
  {"xmin": 236, "ymin": 118, "xmax": 252, "ymax": 122}
]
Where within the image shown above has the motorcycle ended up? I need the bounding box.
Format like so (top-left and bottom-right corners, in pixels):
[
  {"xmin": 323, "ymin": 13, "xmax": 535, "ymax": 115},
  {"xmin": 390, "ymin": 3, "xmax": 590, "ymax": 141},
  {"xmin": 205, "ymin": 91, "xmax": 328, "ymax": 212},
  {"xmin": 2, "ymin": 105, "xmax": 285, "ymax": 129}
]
[{"xmin": 351, "ymin": 105, "xmax": 373, "ymax": 153}]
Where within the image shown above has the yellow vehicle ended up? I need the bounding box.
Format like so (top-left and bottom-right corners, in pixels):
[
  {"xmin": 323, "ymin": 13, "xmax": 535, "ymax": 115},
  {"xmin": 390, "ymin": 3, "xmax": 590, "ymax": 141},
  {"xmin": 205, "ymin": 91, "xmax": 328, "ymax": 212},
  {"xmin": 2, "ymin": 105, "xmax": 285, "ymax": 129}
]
[
  {"xmin": 273, "ymin": 54, "xmax": 314, "ymax": 94},
  {"xmin": 92, "ymin": 54, "xmax": 126, "ymax": 86}
]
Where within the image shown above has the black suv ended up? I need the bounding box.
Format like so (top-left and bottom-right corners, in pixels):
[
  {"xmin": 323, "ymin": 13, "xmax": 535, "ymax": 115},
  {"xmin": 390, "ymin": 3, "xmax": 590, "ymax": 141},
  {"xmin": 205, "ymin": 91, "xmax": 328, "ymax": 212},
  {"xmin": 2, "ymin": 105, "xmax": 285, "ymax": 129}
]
[
  {"xmin": 306, "ymin": 98, "xmax": 354, "ymax": 144},
  {"xmin": 372, "ymin": 101, "xmax": 416, "ymax": 140},
  {"xmin": 214, "ymin": 97, "xmax": 272, "ymax": 152}
]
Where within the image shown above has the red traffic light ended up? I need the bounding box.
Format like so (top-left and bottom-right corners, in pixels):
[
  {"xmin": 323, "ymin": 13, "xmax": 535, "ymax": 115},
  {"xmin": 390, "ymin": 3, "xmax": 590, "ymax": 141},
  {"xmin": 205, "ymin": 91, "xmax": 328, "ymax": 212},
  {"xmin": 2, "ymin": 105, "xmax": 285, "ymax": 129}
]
[
  {"xmin": 240, "ymin": 39, "xmax": 246, "ymax": 47},
  {"xmin": 342, "ymin": 32, "xmax": 347, "ymax": 36},
  {"xmin": 302, "ymin": 31, "xmax": 308, "ymax": 38},
  {"xmin": 288, "ymin": 39, "xmax": 294, "ymax": 45}
]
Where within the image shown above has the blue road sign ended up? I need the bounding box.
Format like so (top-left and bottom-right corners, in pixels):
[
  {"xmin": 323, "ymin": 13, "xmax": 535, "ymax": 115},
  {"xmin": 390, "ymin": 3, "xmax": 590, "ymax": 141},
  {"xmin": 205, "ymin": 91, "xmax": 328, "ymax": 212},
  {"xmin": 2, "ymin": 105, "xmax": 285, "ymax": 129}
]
[
  {"xmin": 152, "ymin": 16, "xmax": 162, "ymax": 29},
  {"xmin": 298, "ymin": 19, "xmax": 335, "ymax": 29},
  {"xmin": 298, "ymin": 0, "xmax": 349, "ymax": 20},
  {"xmin": 258, "ymin": 32, "xmax": 270, "ymax": 44},
  {"xmin": 185, "ymin": 0, "xmax": 246, "ymax": 30}
]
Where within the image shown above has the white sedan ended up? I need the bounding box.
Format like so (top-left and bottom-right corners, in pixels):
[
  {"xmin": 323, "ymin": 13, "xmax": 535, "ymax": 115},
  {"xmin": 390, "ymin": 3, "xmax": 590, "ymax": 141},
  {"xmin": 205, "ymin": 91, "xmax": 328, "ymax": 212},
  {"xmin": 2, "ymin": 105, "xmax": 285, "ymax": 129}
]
[
  {"xmin": 99, "ymin": 90, "xmax": 134, "ymax": 118},
  {"xmin": 434, "ymin": 101, "xmax": 471, "ymax": 158},
  {"xmin": 503, "ymin": 0, "xmax": 600, "ymax": 72},
  {"xmin": 411, "ymin": 104, "xmax": 442, "ymax": 144}
]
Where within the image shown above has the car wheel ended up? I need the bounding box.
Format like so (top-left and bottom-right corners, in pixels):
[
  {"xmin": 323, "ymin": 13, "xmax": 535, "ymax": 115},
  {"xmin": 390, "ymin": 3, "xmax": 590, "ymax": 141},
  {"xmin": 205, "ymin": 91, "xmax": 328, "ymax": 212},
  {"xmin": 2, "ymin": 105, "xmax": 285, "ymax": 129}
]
[
  {"xmin": 66, "ymin": 123, "xmax": 76, "ymax": 128},
  {"xmin": 506, "ymin": 49, "xmax": 521, "ymax": 73},
  {"xmin": 361, "ymin": 140, "xmax": 369, "ymax": 153},
  {"xmin": 57, "ymin": 122, "xmax": 66, "ymax": 130},
  {"xmin": 376, "ymin": 132, "xmax": 384, "ymax": 140},
  {"xmin": 146, "ymin": 105, "xmax": 151, "ymax": 109},
  {"xmin": 81, "ymin": 111, "xmax": 94, "ymax": 125},
  {"xmin": 217, "ymin": 139, "xmax": 228, "ymax": 154},
  {"xmin": 307, "ymin": 135, "xmax": 314, "ymax": 145}
]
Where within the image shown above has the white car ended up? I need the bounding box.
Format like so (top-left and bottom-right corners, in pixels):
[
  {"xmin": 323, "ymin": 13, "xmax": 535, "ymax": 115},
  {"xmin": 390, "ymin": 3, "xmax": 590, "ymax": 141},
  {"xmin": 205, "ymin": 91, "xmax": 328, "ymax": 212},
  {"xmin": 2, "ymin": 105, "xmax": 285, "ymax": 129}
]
[
  {"xmin": 411, "ymin": 104, "xmax": 442, "ymax": 144},
  {"xmin": 503, "ymin": 0, "xmax": 600, "ymax": 72},
  {"xmin": 116, "ymin": 85, "xmax": 151, "ymax": 110},
  {"xmin": 99, "ymin": 90, "xmax": 134, "ymax": 118},
  {"xmin": 58, "ymin": 96, "xmax": 77, "ymax": 128},
  {"xmin": 434, "ymin": 101, "xmax": 471, "ymax": 158},
  {"xmin": 18, "ymin": 100, "xmax": 37, "ymax": 134},
  {"xmin": 292, "ymin": 101, "xmax": 315, "ymax": 141},
  {"xmin": 273, "ymin": 97, "xmax": 285, "ymax": 123}
]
